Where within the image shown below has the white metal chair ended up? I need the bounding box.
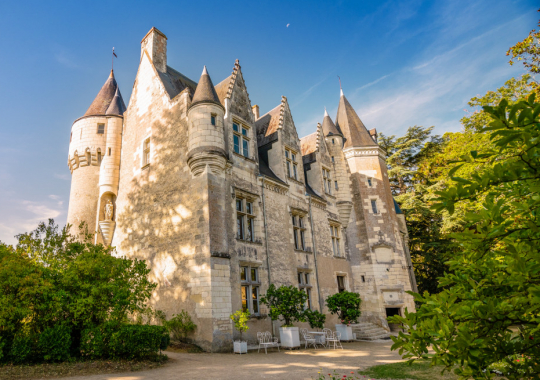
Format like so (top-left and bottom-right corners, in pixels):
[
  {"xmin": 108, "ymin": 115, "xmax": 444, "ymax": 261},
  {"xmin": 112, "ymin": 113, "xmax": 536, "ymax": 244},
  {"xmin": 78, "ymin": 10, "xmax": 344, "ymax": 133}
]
[
  {"xmin": 302, "ymin": 330, "xmax": 318, "ymax": 349},
  {"xmin": 257, "ymin": 331, "xmax": 280, "ymax": 354},
  {"xmin": 322, "ymin": 328, "xmax": 333, "ymax": 347},
  {"xmin": 327, "ymin": 331, "xmax": 343, "ymax": 349}
]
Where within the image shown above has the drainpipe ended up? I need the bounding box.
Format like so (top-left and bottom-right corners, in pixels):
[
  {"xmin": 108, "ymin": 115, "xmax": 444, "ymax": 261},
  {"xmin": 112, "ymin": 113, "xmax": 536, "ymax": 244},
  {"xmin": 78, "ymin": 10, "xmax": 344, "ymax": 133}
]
[
  {"xmin": 308, "ymin": 195, "xmax": 323, "ymax": 313},
  {"xmin": 259, "ymin": 174, "xmax": 275, "ymax": 337}
]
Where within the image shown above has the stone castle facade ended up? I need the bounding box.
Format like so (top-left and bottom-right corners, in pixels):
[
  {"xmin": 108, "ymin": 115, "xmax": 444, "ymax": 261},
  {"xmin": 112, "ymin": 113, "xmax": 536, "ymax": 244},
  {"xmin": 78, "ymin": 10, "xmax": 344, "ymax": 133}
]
[{"xmin": 66, "ymin": 27, "xmax": 417, "ymax": 351}]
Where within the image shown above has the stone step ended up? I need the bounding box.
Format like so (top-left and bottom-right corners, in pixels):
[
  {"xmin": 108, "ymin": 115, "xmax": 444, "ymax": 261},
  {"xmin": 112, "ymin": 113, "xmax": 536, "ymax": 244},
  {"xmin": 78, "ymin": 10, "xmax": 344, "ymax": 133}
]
[{"xmin": 351, "ymin": 322, "xmax": 391, "ymax": 341}]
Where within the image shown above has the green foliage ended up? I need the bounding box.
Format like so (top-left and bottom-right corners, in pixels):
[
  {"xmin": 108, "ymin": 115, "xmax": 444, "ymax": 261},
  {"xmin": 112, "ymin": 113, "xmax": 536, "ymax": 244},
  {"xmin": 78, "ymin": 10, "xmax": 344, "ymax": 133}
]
[
  {"xmin": 8, "ymin": 332, "xmax": 35, "ymax": 364},
  {"xmin": 325, "ymin": 292, "xmax": 362, "ymax": 324},
  {"xmin": 108, "ymin": 325, "xmax": 168, "ymax": 360},
  {"xmin": 390, "ymin": 94, "xmax": 540, "ymax": 379},
  {"xmin": 507, "ymin": 12, "xmax": 540, "ymax": 77},
  {"xmin": 304, "ymin": 309, "xmax": 326, "ymax": 330},
  {"xmin": 38, "ymin": 325, "xmax": 71, "ymax": 362},
  {"xmin": 80, "ymin": 322, "xmax": 118, "ymax": 359},
  {"xmin": 260, "ymin": 284, "xmax": 307, "ymax": 327},
  {"xmin": 230, "ymin": 309, "xmax": 250, "ymax": 341},
  {"xmin": 161, "ymin": 310, "xmax": 197, "ymax": 342}
]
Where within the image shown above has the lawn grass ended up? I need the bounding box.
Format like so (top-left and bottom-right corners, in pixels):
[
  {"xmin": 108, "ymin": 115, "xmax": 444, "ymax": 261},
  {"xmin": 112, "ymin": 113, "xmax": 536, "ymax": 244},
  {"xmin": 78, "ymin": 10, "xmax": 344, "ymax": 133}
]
[{"xmin": 358, "ymin": 360, "xmax": 458, "ymax": 380}]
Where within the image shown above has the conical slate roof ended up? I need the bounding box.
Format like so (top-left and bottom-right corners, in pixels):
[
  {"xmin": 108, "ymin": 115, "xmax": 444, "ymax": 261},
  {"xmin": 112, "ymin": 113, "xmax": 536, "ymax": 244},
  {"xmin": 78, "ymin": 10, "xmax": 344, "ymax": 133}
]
[
  {"xmin": 321, "ymin": 108, "xmax": 342, "ymax": 137},
  {"xmin": 84, "ymin": 70, "xmax": 125, "ymax": 117},
  {"xmin": 191, "ymin": 66, "xmax": 222, "ymax": 108},
  {"xmin": 105, "ymin": 87, "xmax": 127, "ymax": 116},
  {"xmin": 335, "ymin": 93, "xmax": 377, "ymax": 148}
]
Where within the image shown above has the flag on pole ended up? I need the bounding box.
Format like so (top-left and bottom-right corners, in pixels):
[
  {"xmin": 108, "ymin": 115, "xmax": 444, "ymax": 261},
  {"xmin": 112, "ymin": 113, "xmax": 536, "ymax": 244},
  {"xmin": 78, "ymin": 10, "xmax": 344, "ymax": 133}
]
[{"xmin": 113, "ymin": 47, "xmax": 117, "ymax": 58}]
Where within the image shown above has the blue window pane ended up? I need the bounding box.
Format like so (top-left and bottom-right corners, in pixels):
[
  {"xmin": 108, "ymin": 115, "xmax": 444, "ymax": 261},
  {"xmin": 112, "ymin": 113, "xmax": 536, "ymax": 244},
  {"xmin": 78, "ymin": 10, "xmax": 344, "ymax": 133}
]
[
  {"xmin": 243, "ymin": 138, "xmax": 249, "ymax": 157},
  {"xmin": 242, "ymin": 128, "xmax": 248, "ymax": 136},
  {"xmin": 234, "ymin": 135, "xmax": 240, "ymax": 154},
  {"xmin": 233, "ymin": 123, "xmax": 239, "ymax": 132}
]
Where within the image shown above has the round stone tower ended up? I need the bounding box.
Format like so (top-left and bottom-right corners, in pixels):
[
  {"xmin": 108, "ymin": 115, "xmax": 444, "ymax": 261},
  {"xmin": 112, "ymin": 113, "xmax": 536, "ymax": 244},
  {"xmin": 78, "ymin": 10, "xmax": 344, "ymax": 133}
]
[
  {"xmin": 187, "ymin": 66, "xmax": 227, "ymax": 176},
  {"xmin": 67, "ymin": 70, "xmax": 126, "ymax": 243}
]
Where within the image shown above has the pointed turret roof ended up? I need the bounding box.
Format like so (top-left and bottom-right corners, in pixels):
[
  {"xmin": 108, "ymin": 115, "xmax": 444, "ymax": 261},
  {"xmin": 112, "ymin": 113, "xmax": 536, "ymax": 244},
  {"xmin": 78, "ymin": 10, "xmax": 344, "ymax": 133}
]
[
  {"xmin": 321, "ymin": 108, "xmax": 342, "ymax": 137},
  {"xmin": 335, "ymin": 92, "xmax": 377, "ymax": 148},
  {"xmin": 84, "ymin": 70, "xmax": 126, "ymax": 117},
  {"xmin": 105, "ymin": 87, "xmax": 127, "ymax": 116},
  {"xmin": 191, "ymin": 66, "xmax": 222, "ymax": 108}
]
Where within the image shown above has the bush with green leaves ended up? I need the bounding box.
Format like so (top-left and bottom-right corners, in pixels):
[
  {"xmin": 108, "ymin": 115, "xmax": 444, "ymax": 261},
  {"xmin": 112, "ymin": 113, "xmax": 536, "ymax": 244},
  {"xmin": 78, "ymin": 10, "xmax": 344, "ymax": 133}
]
[
  {"xmin": 304, "ymin": 309, "xmax": 326, "ymax": 330},
  {"xmin": 38, "ymin": 325, "xmax": 71, "ymax": 362},
  {"xmin": 326, "ymin": 291, "xmax": 362, "ymax": 324},
  {"xmin": 109, "ymin": 325, "xmax": 168, "ymax": 360},
  {"xmin": 230, "ymin": 309, "xmax": 250, "ymax": 341},
  {"xmin": 161, "ymin": 310, "xmax": 197, "ymax": 343},
  {"xmin": 260, "ymin": 284, "xmax": 307, "ymax": 327},
  {"xmin": 8, "ymin": 331, "xmax": 35, "ymax": 364}
]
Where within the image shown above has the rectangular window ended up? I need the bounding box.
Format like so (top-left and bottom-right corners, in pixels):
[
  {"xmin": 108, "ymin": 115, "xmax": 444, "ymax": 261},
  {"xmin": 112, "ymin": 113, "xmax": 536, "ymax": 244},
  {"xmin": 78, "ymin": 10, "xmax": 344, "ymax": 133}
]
[
  {"xmin": 108, "ymin": 148, "xmax": 112, "ymax": 156},
  {"xmin": 367, "ymin": 178, "xmax": 372, "ymax": 187},
  {"xmin": 361, "ymin": 275, "xmax": 366, "ymax": 283},
  {"xmin": 371, "ymin": 200, "xmax": 378, "ymax": 214},
  {"xmin": 330, "ymin": 224, "xmax": 341, "ymax": 257},
  {"xmin": 337, "ymin": 275, "xmax": 346, "ymax": 293},
  {"xmin": 292, "ymin": 214, "xmax": 307, "ymax": 251},
  {"xmin": 323, "ymin": 168, "xmax": 332, "ymax": 194},
  {"xmin": 236, "ymin": 197, "xmax": 255, "ymax": 242},
  {"xmin": 233, "ymin": 121, "xmax": 250, "ymax": 158},
  {"xmin": 331, "ymin": 156, "xmax": 335, "ymax": 163},
  {"xmin": 97, "ymin": 123, "xmax": 105, "ymax": 134},
  {"xmin": 97, "ymin": 151, "xmax": 102, "ymax": 165},
  {"xmin": 298, "ymin": 270, "xmax": 312, "ymax": 310},
  {"xmin": 334, "ymin": 181, "xmax": 338, "ymax": 191},
  {"xmin": 143, "ymin": 138, "xmax": 151, "ymax": 166},
  {"xmin": 285, "ymin": 148, "xmax": 299, "ymax": 180},
  {"xmin": 240, "ymin": 265, "xmax": 260, "ymax": 314},
  {"xmin": 332, "ymin": 138, "xmax": 335, "ymax": 144},
  {"xmin": 211, "ymin": 114, "xmax": 216, "ymax": 126}
]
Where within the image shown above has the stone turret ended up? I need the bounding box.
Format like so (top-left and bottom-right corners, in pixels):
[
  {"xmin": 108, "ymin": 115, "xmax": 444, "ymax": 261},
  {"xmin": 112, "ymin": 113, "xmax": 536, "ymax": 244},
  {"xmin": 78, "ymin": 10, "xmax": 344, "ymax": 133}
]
[
  {"xmin": 187, "ymin": 66, "xmax": 227, "ymax": 176},
  {"xmin": 67, "ymin": 70, "xmax": 126, "ymax": 243}
]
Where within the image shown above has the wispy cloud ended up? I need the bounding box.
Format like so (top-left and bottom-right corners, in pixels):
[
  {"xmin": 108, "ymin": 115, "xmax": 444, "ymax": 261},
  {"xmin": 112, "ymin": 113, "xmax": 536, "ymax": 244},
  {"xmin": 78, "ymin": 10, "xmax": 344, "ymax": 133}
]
[
  {"xmin": 54, "ymin": 172, "xmax": 70, "ymax": 180},
  {"xmin": 53, "ymin": 46, "xmax": 79, "ymax": 69}
]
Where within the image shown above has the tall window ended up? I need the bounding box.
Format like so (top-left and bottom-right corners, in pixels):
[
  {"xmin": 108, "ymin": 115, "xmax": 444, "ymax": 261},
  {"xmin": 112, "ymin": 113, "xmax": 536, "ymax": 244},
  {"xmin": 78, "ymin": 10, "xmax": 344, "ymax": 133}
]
[
  {"xmin": 330, "ymin": 224, "xmax": 341, "ymax": 257},
  {"xmin": 241, "ymin": 266, "xmax": 260, "ymax": 314},
  {"xmin": 292, "ymin": 214, "xmax": 306, "ymax": 251},
  {"xmin": 367, "ymin": 178, "xmax": 373, "ymax": 187},
  {"xmin": 331, "ymin": 156, "xmax": 335, "ymax": 163},
  {"xmin": 236, "ymin": 198, "xmax": 255, "ymax": 242},
  {"xmin": 211, "ymin": 113, "xmax": 216, "ymax": 126},
  {"xmin": 143, "ymin": 138, "xmax": 151, "ymax": 166},
  {"xmin": 323, "ymin": 168, "xmax": 332, "ymax": 194},
  {"xmin": 97, "ymin": 123, "xmax": 105, "ymax": 134},
  {"xmin": 337, "ymin": 275, "xmax": 346, "ymax": 293},
  {"xmin": 285, "ymin": 148, "xmax": 298, "ymax": 180},
  {"xmin": 233, "ymin": 121, "xmax": 250, "ymax": 158},
  {"xmin": 298, "ymin": 271, "xmax": 312, "ymax": 310},
  {"xmin": 371, "ymin": 200, "xmax": 378, "ymax": 214},
  {"xmin": 97, "ymin": 150, "xmax": 102, "ymax": 165},
  {"xmin": 334, "ymin": 181, "xmax": 338, "ymax": 191},
  {"xmin": 86, "ymin": 150, "xmax": 91, "ymax": 166}
]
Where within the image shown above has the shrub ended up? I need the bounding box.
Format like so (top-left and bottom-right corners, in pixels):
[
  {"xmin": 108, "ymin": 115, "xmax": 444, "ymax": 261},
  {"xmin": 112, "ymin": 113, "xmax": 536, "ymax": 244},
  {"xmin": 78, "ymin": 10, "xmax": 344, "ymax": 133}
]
[
  {"xmin": 8, "ymin": 332, "xmax": 35, "ymax": 364},
  {"xmin": 230, "ymin": 310, "xmax": 250, "ymax": 341},
  {"xmin": 260, "ymin": 284, "xmax": 307, "ymax": 327},
  {"xmin": 80, "ymin": 322, "xmax": 119, "ymax": 359},
  {"xmin": 109, "ymin": 324, "xmax": 168, "ymax": 360},
  {"xmin": 38, "ymin": 325, "xmax": 71, "ymax": 362},
  {"xmin": 162, "ymin": 310, "xmax": 196, "ymax": 342},
  {"xmin": 326, "ymin": 291, "xmax": 362, "ymax": 324},
  {"xmin": 305, "ymin": 309, "xmax": 326, "ymax": 330}
]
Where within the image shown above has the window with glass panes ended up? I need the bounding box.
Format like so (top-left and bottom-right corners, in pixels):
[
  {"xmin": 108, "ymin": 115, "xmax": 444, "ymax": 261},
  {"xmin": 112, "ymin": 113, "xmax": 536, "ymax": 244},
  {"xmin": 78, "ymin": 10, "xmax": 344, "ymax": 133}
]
[
  {"xmin": 330, "ymin": 224, "xmax": 341, "ymax": 257},
  {"xmin": 97, "ymin": 123, "xmax": 105, "ymax": 134},
  {"xmin": 292, "ymin": 214, "xmax": 306, "ymax": 250},
  {"xmin": 298, "ymin": 271, "xmax": 312, "ymax": 309},
  {"xmin": 236, "ymin": 198, "xmax": 255, "ymax": 241},
  {"xmin": 337, "ymin": 275, "xmax": 346, "ymax": 293},
  {"xmin": 285, "ymin": 148, "xmax": 298, "ymax": 180},
  {"xmin": 240, "ymin": 266, "xmax": 260, "ymax": 314},
  {"xmin": 233, "ymin": 121, "xmax": 250, "ymax": 158},
  {"xmin": 371, "ymin": 199, "xmax": 378, "ymax": 214},
  {"xmin": 323, "ymin": 168, "xmax": 332, "ymax": 194}
]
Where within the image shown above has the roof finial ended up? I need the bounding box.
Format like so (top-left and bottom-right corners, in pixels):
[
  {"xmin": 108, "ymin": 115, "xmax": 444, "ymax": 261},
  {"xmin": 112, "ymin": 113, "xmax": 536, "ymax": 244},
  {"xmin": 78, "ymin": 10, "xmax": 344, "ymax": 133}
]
[
  {"xmin": 338, "ymin": 75, "xmax": 343, "ymax": 97},
  {"xmin": 202, "ymin": 65, "xmax": 208, "ymax": 75},
  {"xmin": 324, "ymin": 107, "xmax": 328, "ymax": 117}
]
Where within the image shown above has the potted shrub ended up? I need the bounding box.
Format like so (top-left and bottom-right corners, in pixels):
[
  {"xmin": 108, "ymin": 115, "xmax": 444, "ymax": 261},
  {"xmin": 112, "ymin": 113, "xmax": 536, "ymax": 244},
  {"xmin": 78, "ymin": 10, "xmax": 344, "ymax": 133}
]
[
  {"xmin": 261, "ymin": 284, "xmax": 307, "ymax": 348},
  {"xmin": 326, "ymin": 291, "xmax": 362, "ymax": 341},
  {"xmin": 305, "ymin": 309, "xmax": 326, "ymax": 331},
  {"xmin": 230, "ymin": 309, "xmax": 250, "ymax": 354}
]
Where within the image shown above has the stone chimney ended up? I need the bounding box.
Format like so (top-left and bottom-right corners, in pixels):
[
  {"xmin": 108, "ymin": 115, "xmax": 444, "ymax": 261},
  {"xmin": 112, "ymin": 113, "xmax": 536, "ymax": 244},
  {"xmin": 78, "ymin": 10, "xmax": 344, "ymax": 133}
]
[
  {"xmin": 252, "ymin": 105, "xmax": 260, "ymax": 120},
  {"xmin": 141, "ymin": 27, "xmax": 167, "ymax": 73}
]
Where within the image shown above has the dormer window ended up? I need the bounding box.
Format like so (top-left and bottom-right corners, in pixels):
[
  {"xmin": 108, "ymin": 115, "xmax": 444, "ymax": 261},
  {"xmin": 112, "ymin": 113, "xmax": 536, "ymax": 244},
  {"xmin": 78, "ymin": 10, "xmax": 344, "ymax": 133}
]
[
  {"xmin": 285, "ymin": 148, "xmax": 298, "ymax": 180},
  {"xmin": 97, "ymin": 123, "xmax": 105, "ymax": 134},
  {"xmin": 233, "ymin": 121, "xmax": 250, "ymax": 158},
  {"xmin": 323, "ymin": 168, "xmax": 332, "ymax": 194},
  {"xmin": 211, "ymin": 114, "xmax": 216, "ymax": 126}
]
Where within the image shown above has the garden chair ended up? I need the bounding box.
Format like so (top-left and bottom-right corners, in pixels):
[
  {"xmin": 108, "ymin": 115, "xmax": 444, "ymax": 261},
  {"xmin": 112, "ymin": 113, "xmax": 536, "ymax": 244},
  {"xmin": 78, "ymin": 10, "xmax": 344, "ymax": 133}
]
[
  {"xmin": 322, "ymin": 328, "xmax": 333, "ymax": 347},
  {"xmin": 302, "ymin": 330, "xmax": 318, "ymax": 349},
  {"xmin": 327, "ymin": 331, "xmax": 343, "ymax": 349},
  {"xmin": 257, "ymin": 331, "xmax": 280, "ymax": 354}
]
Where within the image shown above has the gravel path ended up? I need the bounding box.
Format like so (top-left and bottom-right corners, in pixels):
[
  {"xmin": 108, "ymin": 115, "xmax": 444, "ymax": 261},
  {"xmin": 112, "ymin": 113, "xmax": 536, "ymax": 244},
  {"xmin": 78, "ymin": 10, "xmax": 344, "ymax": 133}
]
[{"xmin": 53, "ymin": 341, "xmax": 404, "ymax": 380}]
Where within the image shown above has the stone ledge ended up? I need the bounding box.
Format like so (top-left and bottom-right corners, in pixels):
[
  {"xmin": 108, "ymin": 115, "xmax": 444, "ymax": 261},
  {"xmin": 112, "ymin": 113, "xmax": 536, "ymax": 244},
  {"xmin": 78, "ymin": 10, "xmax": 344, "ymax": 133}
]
[{"xmin": 211, "ymin": 252, "xmax": 231, "ymax": 259}]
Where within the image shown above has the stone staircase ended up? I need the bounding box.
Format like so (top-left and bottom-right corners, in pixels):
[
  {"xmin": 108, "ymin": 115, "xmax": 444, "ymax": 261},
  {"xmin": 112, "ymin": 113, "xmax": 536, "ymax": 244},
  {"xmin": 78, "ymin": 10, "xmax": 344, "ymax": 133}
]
[{"xmin": 351, "ymin": 322, "xmax": 391, "ymax": 341}]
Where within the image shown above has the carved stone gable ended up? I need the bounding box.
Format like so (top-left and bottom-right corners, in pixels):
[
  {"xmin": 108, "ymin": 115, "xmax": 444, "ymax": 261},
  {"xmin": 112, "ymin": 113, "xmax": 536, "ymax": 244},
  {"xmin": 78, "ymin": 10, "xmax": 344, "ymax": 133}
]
[{"xmin": 229, "ymin": 70, "xmax": 254, "ymax": 123}]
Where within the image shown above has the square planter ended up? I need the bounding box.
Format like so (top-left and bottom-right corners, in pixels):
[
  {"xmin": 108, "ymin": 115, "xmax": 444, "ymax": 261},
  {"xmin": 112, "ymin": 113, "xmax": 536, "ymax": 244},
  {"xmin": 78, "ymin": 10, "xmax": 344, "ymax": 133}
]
[
  {"xmin": 335, "ymin": 324, "xmax": 353, "ymax": 341},
  {"xmin": 279, "ymin": 326, "xmax": 300, "ymax": 348},
  {"xmin": 233, "ymin": 340, "xmax": 247, "ymax": 354}
]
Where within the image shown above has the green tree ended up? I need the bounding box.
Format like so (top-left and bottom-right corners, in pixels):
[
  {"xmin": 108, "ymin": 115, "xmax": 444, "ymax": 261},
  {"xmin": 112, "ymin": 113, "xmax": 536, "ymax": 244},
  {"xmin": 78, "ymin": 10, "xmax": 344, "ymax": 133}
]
[
  {"xmin": 325, "ymin": 291, "xmax": 362, "ymax": 324},
  {"xmin": 390, "ymin": 95, "xmax": 540, "ymax": 379},
  {"xmin": 260, "ymin": 284, "xmax": 307, "ymax": 327},
  {"xmin": 230, "ymin": 310, "xmax": 250, "ymax": 341}
]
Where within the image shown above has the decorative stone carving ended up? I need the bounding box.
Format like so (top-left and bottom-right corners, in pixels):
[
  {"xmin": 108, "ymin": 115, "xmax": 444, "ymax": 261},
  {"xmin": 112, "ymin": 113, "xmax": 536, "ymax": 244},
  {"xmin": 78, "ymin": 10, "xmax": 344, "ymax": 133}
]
[{"xmin": 104, "ymin": 200, "xmax": 114, "ymax": 221}]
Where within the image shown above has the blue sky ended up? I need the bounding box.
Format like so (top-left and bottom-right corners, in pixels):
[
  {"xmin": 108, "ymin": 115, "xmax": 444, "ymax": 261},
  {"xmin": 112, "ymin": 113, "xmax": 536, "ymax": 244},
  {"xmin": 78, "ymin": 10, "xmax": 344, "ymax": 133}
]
[{"xmin": 0, "ymin": 0, "xmax": 537, "ymax": 244}]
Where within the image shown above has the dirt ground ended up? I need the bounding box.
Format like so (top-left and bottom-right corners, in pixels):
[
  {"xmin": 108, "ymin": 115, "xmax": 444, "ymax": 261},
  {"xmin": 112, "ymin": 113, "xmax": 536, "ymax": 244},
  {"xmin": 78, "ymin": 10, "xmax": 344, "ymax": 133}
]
[{"xmin": 52, "ymin": 340, "xmax": 405, "ymax": 380}]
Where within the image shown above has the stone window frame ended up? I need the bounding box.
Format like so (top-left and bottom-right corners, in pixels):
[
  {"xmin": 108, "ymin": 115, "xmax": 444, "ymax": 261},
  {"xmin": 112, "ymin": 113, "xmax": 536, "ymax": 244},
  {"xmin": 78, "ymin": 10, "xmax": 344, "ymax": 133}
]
[
  {"xmin": 97, "ymin": 123, "xmax": 105, "ymax": 134},
  {"xmin": 284, "ymin": 147, "xmax": 299, "ymax": 181},
  {"xmin": 335, "ymin": 271, "xmax": 349, "ymax": 293},
  {"xmin": 97, "ymin": 148, "xmax": 102, "ymax": 165},
  {"xmin": 142, "ymin": 136, "xmax": 151, "ymax": 169},
  {"xmin": 240, "ymin": 264, "xmax": 261, "ymax": 315},
  {"xmin": 334, "ymin": 180, "xmax": 339, "ymax": 191},
  {"xmin": 329, "ymin": 221, "xmax": 342, "ymax": 257},
  {"xmin": 371, "ymin": 199, "xmax": 379, "ymax": 215},
  {"xmin": 290, "ymin": 208, "xmax": 311, "ymax": 252},
  {"xmin": 232, "ymin": 119, "xmax": 251, "ymax": 159},
  {"xmin": 234, "ymin": 189, "xmax": 261, "ymax": 244},
  {"xmin": 367, "ymin": 177, "xmax": 373, "ymax": 187},
  {"xmin": 297, "ymin": 269, "xmax": 313, "ymax": 310},
  {"xmin": 211, "ymin": 113, "xmax": 216, "ymax": 126},
  {"xmin": 322, "ymin": 167, "xmax": 332, "ymax": 195}
]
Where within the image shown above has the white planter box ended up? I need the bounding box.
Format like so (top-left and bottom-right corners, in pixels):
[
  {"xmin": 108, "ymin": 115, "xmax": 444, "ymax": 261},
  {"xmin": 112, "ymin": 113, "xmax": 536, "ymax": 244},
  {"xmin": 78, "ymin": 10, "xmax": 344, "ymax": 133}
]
[
  {"xmin": 233, "ymin": 340, "xmax": 247, "ymax": 354},
  {"xmin": 335, "ymin": 324, "xmax": 353, "ymax": 341},
  {"xmin": 279, "ymin": 326, "xmax": 300, "ymax": 348}
]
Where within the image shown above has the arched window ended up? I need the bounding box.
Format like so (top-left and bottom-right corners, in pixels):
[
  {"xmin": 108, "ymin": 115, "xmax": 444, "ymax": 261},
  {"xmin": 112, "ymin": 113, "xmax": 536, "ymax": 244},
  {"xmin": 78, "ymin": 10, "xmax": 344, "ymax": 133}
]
[{"xmin": 97, "ymin": 149, "xmax": 102, "ymax": 165}]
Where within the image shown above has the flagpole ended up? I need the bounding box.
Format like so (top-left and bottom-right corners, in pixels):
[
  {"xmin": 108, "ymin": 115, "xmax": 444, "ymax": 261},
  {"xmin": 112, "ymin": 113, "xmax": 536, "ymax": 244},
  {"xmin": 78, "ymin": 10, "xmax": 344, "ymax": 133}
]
[{"xmin": 112, "ymin": 47, "xmax": 114, "ymax": 72}]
